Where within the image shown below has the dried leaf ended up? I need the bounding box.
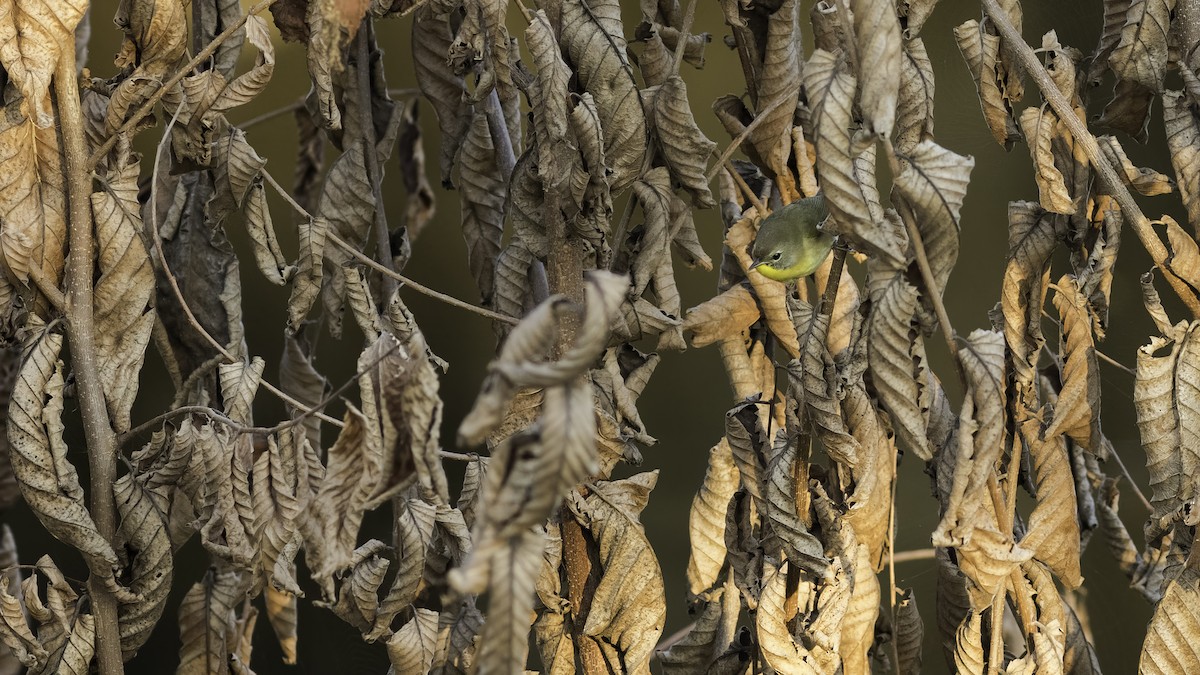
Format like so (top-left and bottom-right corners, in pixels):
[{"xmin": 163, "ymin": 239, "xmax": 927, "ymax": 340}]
[
  {"xmin": 1164, "ymin": 90, "xmax": 1200, "ymax": 235},
  {"xmin": 1108, "ymin": 0, "xmax": 1174, "ymax": 92},
  {"xmin": 1140, "ymin": 563, "xmax": 1200, "ymax": 673},
  {"xmin": 387, "ymin": 608, "xmax": 439, "ymax": 673},
  {"xmin": 458, "ymin": 112, "xmax": 506, "ymax": 305},
  {"xmin": 955, "ymin": 19, "xmax": 1020, "ymax": 148},
  {"xmin": 10, "ymin": 331, "xmax": 118, "ymax": 569},
  {"xmin": 114, "ymin": 475, "xmax": 173, "ymax": 659},
  {"xmin": 850, "ymin": 0, "xmax": 901, "ymax": 137},
  {"xmin": 691, "ymin": 439, "xmax": 734, "ymax": 590},
  {"xmin": 682, "ymin": 284, "xmax": 760, "ymax": 349},
  {"xmin": 413, "ymin": 6, "xmax": 469, "ymax": 184},
  {"xmin": 177, "ymin": 570, "xmax": 245, "ymax": 675},
  {"xmin": 1019, "ymin": 106, "xmax": 1076, "ymax": 214},
  {"xmin": 653, "ymin": 75, "xmax": 715, "ymax": 208},
  {"xmin": 892, "ymin": 139, "xmax": 974, "ymax": 309}
]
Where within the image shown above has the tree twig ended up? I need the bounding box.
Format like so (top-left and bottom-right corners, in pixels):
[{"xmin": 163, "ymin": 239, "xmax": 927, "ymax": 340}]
[
  {"xmin": 260, "ymin": 169, "xmax": 519, "ymax": 325},
  {"xmin": 56, "ymin": 50, "xmax": 125, "ymax": 675},
  {"xmin": 86, "ymin": 0, "xmax": 282, "ymax": 169},
  {"xmin": 705, "ymin": 83, "xmax": 802, "ymax": 183},
  {"xmin": 980, "ymin": 0, "xmax": 1200, "ymax": 318}
]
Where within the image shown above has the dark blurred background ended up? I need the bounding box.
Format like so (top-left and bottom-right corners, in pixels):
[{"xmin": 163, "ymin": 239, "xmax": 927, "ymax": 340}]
[{"xmin": 9, "ymin": 0, "xmax": 1183, "ymax": 672}]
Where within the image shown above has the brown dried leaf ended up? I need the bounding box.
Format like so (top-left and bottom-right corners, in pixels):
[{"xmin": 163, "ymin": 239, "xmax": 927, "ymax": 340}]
[
  {"xmin": 750, "ymin": 0, "xmax": 801, "ymax": 196},
  {"xmin": 559, "ymin": 0, "xmax": 646, "ymax": 191},
  {"xmin": 413, "ymin": 7, "xmax": 469, "ymax": 185},
  {"xmin": 850, "ymin": 0, "xmax": 901, "ymax": 137},
  {"xmin": 657, "ymin": 575, "xmax": 739, "ymax": 673},
  {"xmin": 1164, "ymin": 90, "xmax": 1200, "ymax": 235},
  {"xmin": 1044, "ymin": 276, "xmax": 1101, "ymax": 449},
  {"xmin": 573, "ymin": 473, "xmax": 665, "ymax": 672},
  {"xmin": 1140, "ymin": 562, "xmax": 1200, "ymax": 674},
  {"xmin": 287, "ymin": 216, "xmax": 328, "ymax": 332},
  {"xmin": 895, "ymin": 588, "xmax": 923, "ymax": 675},
  {"xmin": 91, "ymin": 153, "xmax": 156, "ymax": 433},
  {"xmin": 10, "ymin": 331, "xmax": 118, "ymax": 569},
  {"xmin": 114, "ymin": 475, "xmax": 172, "ymax": 659},
  {"xmin": 866, "ymin": 269, "xmax": 932, "ymax": 460},
  {"xmin": 387, "ymin": 608, "xmax": 439, "ymax": 673},
  {"xmin": 0, "ymin": 0, "xmax": 86, "ymax": 126},
  {"xmin": 1098, "ymin": 134, "xmax": 1173, "ymax": 196},
  {"xmin": 895, "ymin": 37, "xmax": 935, "ymax": 155},
  {"xmin": 264, "ymin": 587, "xmax": 297, "ymax": 664},
  {"xmin": 892, "ymin": 139, "xmax": 974, "ymax": 307},
  {"xmin": 682, "ymin": 284, "xmax": 760, "ymax": 349},
  {"xmin": 458, "ymin": 112, "xmax": 506, "ymax": 306},
  {"xmin": 177, "ymin": 570, "xmax": 245, "ymax": 675},
  {"xmin": 955, "ymin": 19, "xmax": 1020, "ymax": 149},
  {"xmin": 1136, "ymin": 325, "xmax": 1188, "ymax": 522},
  {"xmin": 1019, "ymin": 419, "xmax": 1083, "ymax": 588},
  {"xmin": 897, "ymin": 0, "xmax": 939, "ymax": 38},
  {"xmin": 469, "ymin": 528, "xmax": 544, "ymax": 673},
  {"xmin": 1108, "ymin": 0, "xmax": 1174, "ymax": 92},
  {"xmin": 370, "ymin": 498, "xmax": 436, "ymax": 639},
  {"xmin": 654, "ymin": 75, "xmax": 715, "ymax": 208},
  {"xmin": 1019, "ymin": 106, "xmax": 1076, "ymax": 214}
]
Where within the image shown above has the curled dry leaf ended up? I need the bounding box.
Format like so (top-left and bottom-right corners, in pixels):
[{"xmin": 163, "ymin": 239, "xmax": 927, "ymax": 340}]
[
  {"xmin": 653, "ymin": 75, "xmax": 716, "ymax": 208},
  {"xmin": 1108, "ymin": 0, "xmax": 1174, "ymax": 92},
  {"xmin": 955, "ymin": 19, "xmax": 1020, "ymax": 149},
  {"xmin": 1043, "ymin": 275, "xmax": 1101, "ymax": 450},
  {"xmin": 1140, "ymin": 563, "xmax": 1200, "ymax": 674},
  {"xmin": 1164, "ymin": 91, "xmax": 1200, "ymax": 235},
  {"xmin": 114, "ymin": 475, "xmax": 173, "ymax": 660},
  {"xmin": 849, "ymin": 0, "xmax": 901, "ymax": 138},
  {"xmin": 685, "ymin": 440, "xmax": 738, "ymax": 596},
  {"xmin": 387, "ymin": 607, "xmax": 438, "ymax": 674},
  {"xmin": 9, "ymin": 331, "xmax": 118, "ymax": 570},
  {"xmin": 91, "ymin": 152, "xmax": 156, "ymax": 433},
  {"xmin": 1019, "ymin": 106, "xmax": 1076, "ymax": 214},
  {"xmin": 177, "ymin": 569, "xmax": 246, "ymax": 675},
  {"xmin": 681, "ymin": 284, "xmax": 760, "ymax": 348}
]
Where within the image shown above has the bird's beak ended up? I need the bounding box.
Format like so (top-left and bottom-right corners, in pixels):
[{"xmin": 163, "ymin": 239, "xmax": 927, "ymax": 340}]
[{"xmin": 748, "ymin": 259, "xmax": 764, "ymax": 271}]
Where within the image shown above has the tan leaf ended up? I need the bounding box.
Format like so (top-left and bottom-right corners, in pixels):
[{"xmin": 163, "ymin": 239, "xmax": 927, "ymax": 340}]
[
  {"xmin": 387, "ymin": 608, "xmax": 438, "ymax": 674},
  {"xmin": 892, "ymin": 138, "xmax": 974, "ymax": 306},
  {"xmin": 955, "ymin": 19, "xmax": 1020, "ymax": 148},
  {"xmin": 90, "ymin": 152, "xmax": 156, "ymax": 433},
  {"xmin": 1001, "ymin": 201, "xmax": 1060, "ymax": 396},
  {"xmin": 682, "ymin": 284, "xmax": 760, "ymax": 348},
  {"xmin": 866, "ymin": 268, "xmax": 933, "ymax": 460},
  {"xmin": 1108, "ymin": 0, "xmax": 1174, "ymax": 92},
  {"xmin": 1164, "ymin": 90, "xmax": 1200, "ymax": 235},
  {"xmin": 657, "ymin": 575, "xmax": 740, "ymax": 673},
  {"xmin": 1140, "ymin": 563, "xmax": 1200, "ymax": 674},
  {"xmin": 1044, "ymin": 276, "xmax": 1101, "ymax": 449},
  {"xmin": 286, "ymin": 215, "xmax": 327, "ymax": 332},
  {"xmin": 114, "ymin": 475, "xmax": 173, "ymax": 660},
  {"xmin": 895, "ymin": 36, "xmax": 935, "ymax": 154},
  {"xmin": 469, "ymin": 528, "xmax": 545, "ymax": 674},
  {"xmin": 558, "ymin": 0, "xmax": 645, "ymax": 191},
  {"xmin": 324, "ymin": 539, "xmax": 390, "ymax": 633},
  {"xmin": 0, "ymin": 0, "xmax": 87, "ymax": 126},
  {"xmin": 370, "ymin": 498, "xmax": 436, "ymax": 639},
  {"xmin": 458, "ymin": 111, "xmax": 506, "ymax": 306},
  {"xmin": 787, "ymin": 309, "xmax": 860, "ymax": 468},
  {"xmin": 685, "ymin": 440, "xmax": 738, "ymax": 596},
  {"xmin": 9, "ymin": 331, "xmax": 118, "ymax": 569},
  {"xmin": 750, "ymin": 0, "xmax": 801, "ymax": 197},
  {"xmin": 653, "ymin": 75, "xmax": 715, "ymax": 208},
  {"xmin": 1019, "ymin": 418, "xmax": 1083, "ymax": 588},
  {"xmin": 897, "ymin": 0, "xmax": 940, "ymax": 38},
  {"xmin": 264, "ymin": 587, "xmax": 297, "ymax": 664},
  {"xmin": 0, "ymin": 572, "xmax": 43, "ymax": 668},
  {"xmin": 1088, "ymin": 0, "xmax": 1133, "ymax": 83},
  {"xmin": 757, "ymin": 561, "xmax": 833, "ymax": 673},
  {"xmin": 1098, "ymin": 134, "xmax": 1174, "ymax": 196},
  {"xmin": 1136, "ymin": 325, "xmax": 1187, "ymax": 522},
  {"xmin": 574, "ymin": 473, "xmax": 666, "ymax": 672},
  {"xmin": 1017, "ymin": 106, "xmax": 1076, "ymax": 214},
  {"xmin": 850, "ymin": 0, "xmax": 901, "ymax": 137},
  {"xmin": 177, "ymin": 570, "xmax": 246, "ymax": 675},
  {"xmin": 413, "ymin": 7, "xmax": 469, "ymax": 184}
]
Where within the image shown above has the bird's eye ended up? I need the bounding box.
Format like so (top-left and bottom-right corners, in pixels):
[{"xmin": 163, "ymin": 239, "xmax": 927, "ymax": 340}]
[{"xmin": 771, "ymin": 252, "xmax": 782, "ymax": 261}]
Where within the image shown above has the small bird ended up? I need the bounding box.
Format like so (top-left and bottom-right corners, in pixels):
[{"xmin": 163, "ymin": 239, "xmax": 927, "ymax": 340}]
[{"xmin": 748, "ymin": 194, "xmax": 834, "ymax": 281}]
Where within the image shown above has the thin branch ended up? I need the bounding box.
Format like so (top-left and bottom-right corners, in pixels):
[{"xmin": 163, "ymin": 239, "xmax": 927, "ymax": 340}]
[
  {"xmin": 119, "ymin": 339, "xmax": 403, "ymax": 447},
  {"xmin": 1102, "ymin": 436, "xmax": 1154, "ymax": 513},
  {"xmin": 891, "ymin": 548, "xmax": 936, "ymax": 564},
  {"xmin": 1040, "ymin": 308, "xmax": 1135, "ymax": 376},
  {"xmin": 980, "ymin": 0, "xmax": 1200, "ymax": 318},
  {"xmin": 356, "ymin": 23, "xmax": 397, "ymax": 301},
  {"xmin": 237, "ymin": 96, "xmax": 306, "ymax": 130},
  {"xmin": 670, "ymin": 0, "xmax": 699, "ymax": 76},
  {"xmin": 260, "ymin": 169, "xmax": 519, "ymax": 325},
  {"xmin": 724, "ymin": 162, "xmax": 765, "ymax": 214},
  {"xmin": 27, "ymin": 265, "xmax": 66, "ymax": 313},
  {"xmin": 86, "ymin": 0, "xmax": 282, "ymax": 169},
  {"xmin": 56, "ymin": 50, "xmax": 125, "ymax": 675},
  {"xmin": 705, "ymin": 83, "xmax": 802, "ymax": 183}
]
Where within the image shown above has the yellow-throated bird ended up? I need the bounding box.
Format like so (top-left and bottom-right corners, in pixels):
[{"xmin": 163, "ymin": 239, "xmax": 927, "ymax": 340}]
[{"xmin": 748, "ymin": 194, "xmax": 833, "ymax": 281}]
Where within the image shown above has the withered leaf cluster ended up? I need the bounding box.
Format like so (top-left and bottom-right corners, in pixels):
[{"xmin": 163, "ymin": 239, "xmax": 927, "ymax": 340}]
[{"xmin": 0, "ymin": 0, "xmax": 1199, "ymax": 672}]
